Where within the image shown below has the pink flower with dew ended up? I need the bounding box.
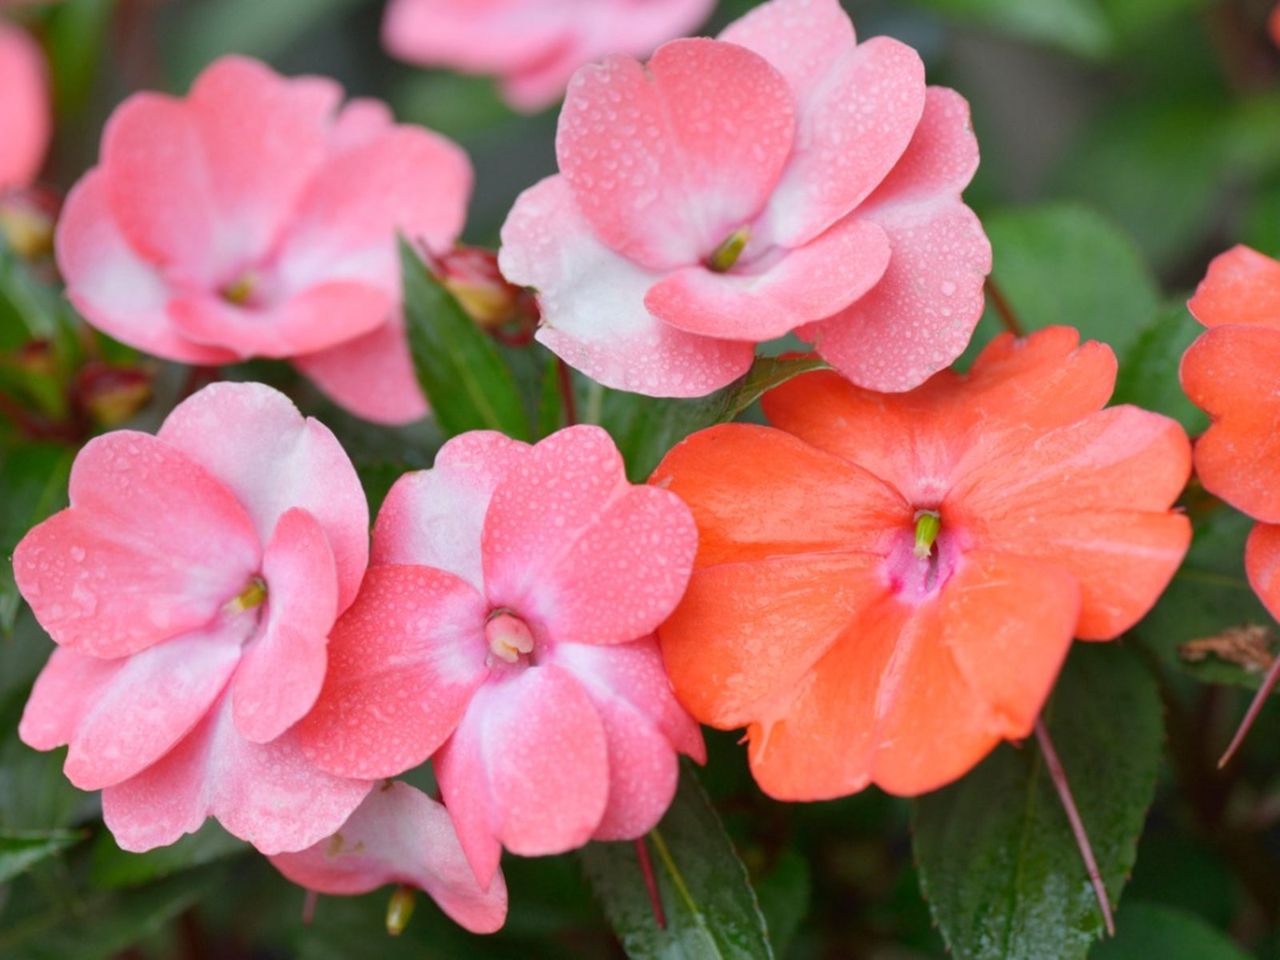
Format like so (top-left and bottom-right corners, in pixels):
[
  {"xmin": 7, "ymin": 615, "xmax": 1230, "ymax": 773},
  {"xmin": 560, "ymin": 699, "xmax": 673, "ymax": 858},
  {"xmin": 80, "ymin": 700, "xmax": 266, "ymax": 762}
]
[
  {"xmin": 0, "ymin": 22, "xmax": 50, "ymax": 192},
  {"xmin": 271, "ymin": 780, "xmax": 509, "ymax": 934},
  {"xmin": 382, "ymin": 0, "xmax": 717, "ymax": 113},
  {"xmin": 54, "ymin": 55, "xmax": 472, "ymax": 425},
  {"xmin": 15, "ymin": 382, "xmax": 373, "ymax": 854},
  {"xmin": 297, "ymin": 426, "xmax": 705, "ymax": 886},
  {"xmin": 499, "ymin": 0, "xmax": 992, "ymax": 398}
]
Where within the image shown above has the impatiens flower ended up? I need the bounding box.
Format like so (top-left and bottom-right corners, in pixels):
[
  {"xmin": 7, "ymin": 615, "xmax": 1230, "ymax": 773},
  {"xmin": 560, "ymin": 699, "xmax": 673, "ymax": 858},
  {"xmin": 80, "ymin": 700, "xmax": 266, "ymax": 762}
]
[
  {"xmin": 0, "ymin": 22, "xmax": 50, "ymax": 192},
  {"xmin": 55, "ymin": 55, "xmax": 472, "ymax": 424},
  {"xmin": 652, "ymin": 327, "xmax": 1192, "ymax": 799},
  {"xmin": 499, "ymin": 0, "xmax": 991, "ymax": 398},
  {"xmin": 271, "ymin": 781, "xmax": 509, "ymax": 934},
  {"xmin": 297, "ymin": 426, "xmax": 704, "ymax": 886},
  {"xmin": 15, "ymin": 382, "xmax": 373, "ymax": 853},
  {"xmin": 382, "ymin": 0, "xmax": 716, "ymax": 113}
]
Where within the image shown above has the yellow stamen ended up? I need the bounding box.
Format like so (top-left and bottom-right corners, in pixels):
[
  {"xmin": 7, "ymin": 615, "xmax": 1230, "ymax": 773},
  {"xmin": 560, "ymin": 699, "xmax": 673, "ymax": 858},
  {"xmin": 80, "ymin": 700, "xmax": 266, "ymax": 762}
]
[
  {"xmin": 913, "ymin": 511, "xmax": 941, "ymax": 559},
  {"xmin": 221, "ymin": 272, "xmax": 257, "ymax": 306},
  {"xmin": 707, "ymin": 226, "xmax": 751, "ymax": 273},
  {"xmin": 386, "ymin": 886, "xmax": 415, "ymax": 936},
  {"xmin": 227, "ymin": 576, "xmax": 267, "ymax": 613}
]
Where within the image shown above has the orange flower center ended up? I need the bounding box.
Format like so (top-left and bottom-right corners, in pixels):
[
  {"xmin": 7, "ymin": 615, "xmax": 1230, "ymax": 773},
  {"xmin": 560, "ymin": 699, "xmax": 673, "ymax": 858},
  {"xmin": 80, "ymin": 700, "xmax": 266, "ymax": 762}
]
[{"xmin": 886, "ymin": 510, "xmax": 960, "ymax": 604}]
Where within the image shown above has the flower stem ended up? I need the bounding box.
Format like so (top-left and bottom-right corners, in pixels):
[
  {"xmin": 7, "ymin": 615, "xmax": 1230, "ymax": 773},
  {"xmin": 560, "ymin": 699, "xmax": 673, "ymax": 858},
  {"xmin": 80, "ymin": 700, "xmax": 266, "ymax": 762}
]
[
  {"xmin": 556, "ymin": 358, "xmax": 578, "ymax": 427},
  {"xmin": 985, "ymin": 277, "xmax": 1024, "ymax": 336},
  {"xmin": 1218, "ymin": 653, "xmax": 1280, "ymax": 769},
  {"xmin": 634, "ymin": 836, "xmax": 667, "ymax": 930}
]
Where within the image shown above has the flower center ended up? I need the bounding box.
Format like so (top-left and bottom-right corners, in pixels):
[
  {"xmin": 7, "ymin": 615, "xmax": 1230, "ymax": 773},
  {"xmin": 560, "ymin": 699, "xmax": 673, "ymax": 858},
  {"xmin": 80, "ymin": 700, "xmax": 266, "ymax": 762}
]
[
  {"xmin": 706, "ymin": 226, "xmax": 751, "ymax": 273},
  {"xmin": 485, "ymin": 610, "xmax": 535, "ymax": 665},
  {"xmin": 220, "ymin": 270, "xmax": 259, "ymax": 307},
  {"xmin": 885, "ymin": 510, "xmax": 961, "ymax": 604},
  {"xmin": 226, "ymin": 575, "xmax": 267, "ymax": 614}
]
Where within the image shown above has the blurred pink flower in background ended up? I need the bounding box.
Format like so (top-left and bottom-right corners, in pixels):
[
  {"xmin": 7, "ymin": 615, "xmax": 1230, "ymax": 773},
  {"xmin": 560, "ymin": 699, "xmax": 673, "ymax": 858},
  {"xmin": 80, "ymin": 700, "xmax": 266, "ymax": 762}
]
[
  {"xmin": 298, "ymin": 426, "xmax": 704, "ymax": 886},
  {"xmin": 0, "ymin": 21, "xmax": 51, "ymax": 192},
  {"xmin": 15, "ymin": 383, "xmax": 373, "ymax": 854},
  {"xmin": 500, "ymin": 0, "xmax": 991, "ymax": 398},
  {"xmin": 382, "ymin": 0, "xmax": 716, "ymax": 112},
  {"xmin": 55, "ymin": 56, "xmax": 472, "ymax": 424},
  {"xmin": 271, "ymin": 781, "xmax": 509, "ymax": 934}
]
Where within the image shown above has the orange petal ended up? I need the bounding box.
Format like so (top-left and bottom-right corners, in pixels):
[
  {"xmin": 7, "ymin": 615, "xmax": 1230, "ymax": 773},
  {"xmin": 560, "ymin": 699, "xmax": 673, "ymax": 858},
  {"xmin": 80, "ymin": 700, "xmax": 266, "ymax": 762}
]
[
  {"xmin": 1188, "ymin": 245, "xmax": 1280, "ymax": 332},
  {"xmin": 651, "ymin": 423, "xmax": 909, "ymax": 568},
  {"xmin": 762, "ymin": 327, "xmax": 1116, "ymax": 502},
  {"xmin": 1181, "ymin": 324, "xmax": 1280, "ymax": 523},
  {"xmin": 949, "ymin": 406, "xmax": 1192, "ymax": 639},
  {"xmin": 1247, "ymin": 522, "xmax": 1280, "ymax": 623},
  {"xmin": 658, "ymin": 551, "xmax": 890, "ymax": 730}
]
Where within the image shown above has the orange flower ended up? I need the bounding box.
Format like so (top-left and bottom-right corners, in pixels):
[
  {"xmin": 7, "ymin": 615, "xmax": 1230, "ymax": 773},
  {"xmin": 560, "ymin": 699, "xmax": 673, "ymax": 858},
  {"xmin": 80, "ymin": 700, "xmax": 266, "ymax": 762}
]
[{"xmin": 653, "ymin": 327, "xmax": 1192, "ymax": 800}]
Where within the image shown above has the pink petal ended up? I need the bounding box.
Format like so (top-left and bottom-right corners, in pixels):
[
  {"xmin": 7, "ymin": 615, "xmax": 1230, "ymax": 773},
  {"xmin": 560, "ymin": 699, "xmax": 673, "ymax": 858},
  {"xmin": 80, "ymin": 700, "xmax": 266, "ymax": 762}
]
[
  {"xmin": 168, "ymin": 282, "xmax": 391, "ymax": 359},
  {"xmin": 298, "ymin": 565, "xmax": 488, "ymax": 780},
  {"xmin": 756, "ymin": 36, "xmax": 926, "ymax": 247},
  {"xmin": 331, "ymin": 98, "xmax": 395, "ymax": 151},
  {"xmin": 103, "ymin": 700, "xmax": 373, "ymax": 855},
  {"xmin": 293, "ymin": 319, "xmax": 428, "ymax": 426},
  {"xmin": 500, "ymin": 176, "xmax": 753, "ymax": 397},
  {"xmin": 373, "ymin": 431, "xmax": 531, "ymax": 590},
  {"xmin": 436, "ymin": 665, "xmax": 609, "ymax": 883},
  {"xmin": 719, "ymin": 0, "xmax": 855, "ymax": 95},
  {"xmin": 57, "ymin": 625, "xmax": 243, "ymax": 790},
  {"xmin": 232, "ymin": 508, "xmax": 339, "ymax": 744},
  {"xmin": 270, "ymin": 781, "xmax": 508, "ymax": 934},
  {"xmin": 381, "ymin": 0, "xmax": 574, "ymax": 76},
  {"xmin": 56, "ymin": 172, "xmax": 236, "ymax": 366},
  {"xmin": 13, "ymin": 432, "xmax": 260, "ymax": 658},
  {"xmin": 100, "ymin": 92, "xmax": 217, "ymax": 277},
  {"xmin": 0, "ymin": 23, "xmax": 50, "ymax": 190},
  {"xmin": 802, "ymin": 202, "xmax": 991, "ymax": 391},
  {"xmin": 555, "ymin": 639, "xmax": 704, "ymax": 840},
  {"xmin": 157, "ymin": 382, "xmax": 369, "ymax": 611},
  {"xmin": 18, "ymin": 646, "xmax": 121, "ymax": 752},
  {"xmin": 557, "ymin": 39, "xmax": 795, "ymax": 270},
  {"xmin": 483, "ymin": 425, "xmax": 697, "ymax": 646},
  {"xmin": 646, "ymin": 216, "xmax": 889, "ymax": 341},
  {"xmin": 187, "ymin": 56, "xmax": 341, "ymax": 264}
]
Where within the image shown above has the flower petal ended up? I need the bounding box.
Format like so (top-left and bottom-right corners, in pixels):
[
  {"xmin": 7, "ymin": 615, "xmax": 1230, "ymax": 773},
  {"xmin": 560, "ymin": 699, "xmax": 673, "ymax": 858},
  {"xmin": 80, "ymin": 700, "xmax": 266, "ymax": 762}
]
[
  {"xmin": 157, "ymin": 382, "xmax": 369, "ymax": 610},
  {"xmin": 270, "ymin": 781, "xmax": 509, "ymax": 934},
  {"xmin": 13, "ymin": 431, "xmax": 260, "ymax": 658},
  {"xmin": 293, "ymin": 319, "xmax": 428, "ymax": 426},
  {"xmin": 1246, "ymin": 522, "xmax": 1280, "ymax": 623},
  {"xmin": 298, "ymin": 565, "xmax": 488, "ymax": 780},
  {"xmin": 557, "ymin": 39, "xmax": 795, "ymax": 270},
  {"xmin": 1181, "ymin": 324, "xmax": 1280, "ymax": 523},
  {"xmin": 232, "ymin": 508, "xmax": 339, "ymax": 744},
  {"xmin": 1188, "ymin": 245, "xmax": 1280, "ymax": 332},
  {"xmin": 373, "ymin": 431, "xmax": 531, "ymax": 591},
  {"xmin": 500, "ymin": 176, "xmax": 753, "ymax": 397},
  {"xmin": 483, "ymin": 425, "xmax": 697, "ymax": 647},
  {"xmin": 0, "ymin": 22, "xmax": 50, "ymax": 191},
  {"xmin": 719, "ymin": 0, "xmax": 855, "ymax": 95}
]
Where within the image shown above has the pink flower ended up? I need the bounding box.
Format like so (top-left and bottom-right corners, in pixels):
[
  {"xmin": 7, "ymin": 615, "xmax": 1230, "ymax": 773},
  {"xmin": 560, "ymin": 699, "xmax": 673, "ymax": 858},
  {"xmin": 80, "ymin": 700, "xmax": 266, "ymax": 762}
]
[
  {"xmin": 55, "ymin": 56, "xmax": 472, "ymax": 424},
  {"xmin": 271, "ymin": 780, "xmax": 509, "ymax": 934},
  {"xmin": 0, "ymin": 22, "xmax": 50, "ymax": 192},
  {"xmin": 297, "ymin": 426, "xmax": 704, "ymax": 886},
  {"xmin": 382, "ymin": 0, "xmax": 716, "ymax": 113},
  {"xmin": 15, "ymin": 382, "xmax": 373, "ymax": 854},
  {"xmin": 499, "ymin": 0, "xmax": 991, "ymax": 398}
]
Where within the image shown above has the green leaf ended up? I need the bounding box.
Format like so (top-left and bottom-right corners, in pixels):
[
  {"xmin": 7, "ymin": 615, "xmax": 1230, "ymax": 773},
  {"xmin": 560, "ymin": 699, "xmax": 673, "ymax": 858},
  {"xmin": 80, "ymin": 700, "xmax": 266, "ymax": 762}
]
[
  {"xmin": 980, "ymin": 204, "xmax": 1160, "ymax": 355},
  {"xmin": 0, "ymin": 829, "xmax": 83, "ymax": 883},
  {"xmin": 754, "ymin": 851, "xmax": 811, "ymax": 958},
  {"xmin": 1111, "ymin": 301, "xmax": 1209, "ymax": 435},
  {"xmin": 600, "ymin": 354, "xmax": 828, "ymax": 482},
  {"xmin": 1089, "ymin": 901, "xmax": 1251, "ymax": 960},
  {"xmin": 908, "ymin": 0, "xmax": 1113, "ymax": 58},
  {"xmin": 913, "ymin": 643, "xmax": 1163, "ymax": 960},
  {"xmin": 91, "ymin": 820, "xmax": 248, "ymax": 890},
  {"xmin": 402, "ymin": 240, "xmax": 530, "ymax": 441},
  {"xmin": 43, "ymin": 0, "xmax": 116, "ymax": 117},
  {"xmin": 0, "ymin": 443, "xmax": 74, "ymax": 634},
  {"xmin": 581, "ymin": 763, "xmax": 774, "ymax": 959}
]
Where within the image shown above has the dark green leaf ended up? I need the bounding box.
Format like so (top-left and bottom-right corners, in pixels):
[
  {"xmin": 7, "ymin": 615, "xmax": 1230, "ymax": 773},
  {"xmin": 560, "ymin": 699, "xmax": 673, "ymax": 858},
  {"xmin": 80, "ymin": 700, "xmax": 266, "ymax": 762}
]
[
  {"xmin": 1111, "ymin": 301, "xmax": 1209, "ymax": 434},
  {"xmin": 600, "ymin": 354, "xmax": 827, "ymax": 482},
  {"xmin": 907, "ymin": 0, "xmax": 1113, "ymax": 58},
  {"xmin": 43, "ymin": 0, "xmax": 116, "ymax": 117},
  {"xmin": 1, "ymin": 444, "xmax": 74, "ymax": 634},
  {"xmin": 91, "ymin": 820, "xmax": 248, "ymax": 890},
  {"xmin": 402, "ymin": 240, "xmax": 530, "ymax": 441},
  {"xmin": 754, "ymin": 851, "xmax": 810, "ymax": 958},
  {"xmin": 913, "ymin": 643, "xmax": 1163, "ymax": 960},
  {"xmin": 581, "ymin": 763, "xmax": 774, "ymax": 959},
  {"xmin": 0, "ymin": 829, "xmax": 83, "ymax": 883},
  {"xmin": 1089, "ymin": 901, "xmax": 1251, "ymax": 960}
]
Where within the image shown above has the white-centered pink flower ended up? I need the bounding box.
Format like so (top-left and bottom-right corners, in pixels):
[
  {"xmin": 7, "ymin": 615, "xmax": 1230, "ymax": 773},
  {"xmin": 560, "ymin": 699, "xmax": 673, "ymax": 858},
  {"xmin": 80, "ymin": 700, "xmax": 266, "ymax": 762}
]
[
  {"xmin": 382, "ymin": 0, "xmax": 716, "ymax": 112},
  {"xmin": 15, "ymin": 382, "xmax": 373, "ymax": 854},
  {"xmin": 0, "ymin": 22, "xmax": 50, "ymax": 192},
  {"xmin": 55, "ymin": 55, "xmax": 472, "ymax": 424},
  {"xmin": 499, "ymin": 0, "xmax": 992, "ymax": 398},
  {"xmin": 297, "ymin": 426, "xmax": 704, "ymax": 886},
  {"xmin": 271, "ymin": 781, "xmax": 509, "ymax": 934}
]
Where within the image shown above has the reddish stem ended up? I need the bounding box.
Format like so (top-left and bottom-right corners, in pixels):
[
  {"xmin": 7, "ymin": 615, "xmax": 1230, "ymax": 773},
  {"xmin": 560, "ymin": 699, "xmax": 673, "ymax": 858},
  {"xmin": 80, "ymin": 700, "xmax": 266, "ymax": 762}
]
[
  {"xmin": 1218, "ymin": 653, "xmax": 1280, "ymax": 769},
  {"xmin": 985, "ymin": 277, "xmax": 1024, "ymax": 336},
  {"xmin": 301, "ymin": 890, "xmax": 319, "ymax": 926},
  {"xmin": 1035, "ymin": 718, "xmax": 1115, "ymax": 937},
  {"xmin": 556, "ymin": 358, "xmax": 578, "ymax": 427},
  {"xmin": 634, "ymin": 837, "xmax": 667, "ymax": 930}
]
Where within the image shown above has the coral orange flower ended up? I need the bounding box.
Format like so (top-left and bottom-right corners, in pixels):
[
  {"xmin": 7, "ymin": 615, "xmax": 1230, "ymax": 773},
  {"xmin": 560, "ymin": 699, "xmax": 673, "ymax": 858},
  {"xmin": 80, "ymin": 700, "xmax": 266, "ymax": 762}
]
[{"xmin": 653, "ymin": 327, "xmax": 1192, "ymax": 799}]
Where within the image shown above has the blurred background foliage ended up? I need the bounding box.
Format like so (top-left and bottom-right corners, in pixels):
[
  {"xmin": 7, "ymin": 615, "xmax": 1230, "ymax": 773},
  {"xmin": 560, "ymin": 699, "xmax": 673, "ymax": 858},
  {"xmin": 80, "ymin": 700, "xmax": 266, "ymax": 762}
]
[{"xmin": 4, "ymin": 0, "xmax": 1280, "ymax": 958}]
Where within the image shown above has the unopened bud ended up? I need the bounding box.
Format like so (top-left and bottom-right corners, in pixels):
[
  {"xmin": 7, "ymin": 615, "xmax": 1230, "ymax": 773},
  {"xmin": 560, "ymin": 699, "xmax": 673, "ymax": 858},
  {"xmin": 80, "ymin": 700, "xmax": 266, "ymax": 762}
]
[
  {"xmin": 432, "ymin": 245, "xmax": 525, "ymax": 329},
  {"xmin": 0, "ymin": 187, "xmax": 58, "ymax": 260},
  {"xmin": 74, "ymin": 362, "xmax": 154, "ymax": 427}
]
